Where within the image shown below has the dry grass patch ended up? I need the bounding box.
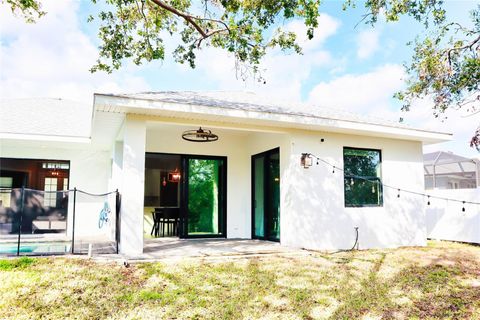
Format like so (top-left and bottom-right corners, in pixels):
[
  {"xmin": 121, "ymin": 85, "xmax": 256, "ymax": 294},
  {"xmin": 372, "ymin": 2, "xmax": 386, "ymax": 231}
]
[{"xmin": 0, "ymin": 241, "xmax": 479, "ymax": 319}]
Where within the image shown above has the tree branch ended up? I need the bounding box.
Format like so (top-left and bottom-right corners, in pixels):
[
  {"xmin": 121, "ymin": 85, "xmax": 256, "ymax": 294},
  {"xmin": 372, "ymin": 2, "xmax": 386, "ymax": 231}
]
[
  {"xmin": 148, "ymin": 0, "xmax": 231, "ymax": 48},
  {"xmin": 446, "ymin": 33, "xmax": 480, "ymax": 68},
  {"xmin": 149, "ymin": 0, "xmax": 209, "ymax": 37}
]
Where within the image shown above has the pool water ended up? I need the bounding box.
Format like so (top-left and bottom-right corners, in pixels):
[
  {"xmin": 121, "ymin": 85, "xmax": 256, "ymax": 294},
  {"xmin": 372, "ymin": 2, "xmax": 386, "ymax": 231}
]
[{"xmin": 0, "ymin": 243, "xmax": 71, "ymax": 255}]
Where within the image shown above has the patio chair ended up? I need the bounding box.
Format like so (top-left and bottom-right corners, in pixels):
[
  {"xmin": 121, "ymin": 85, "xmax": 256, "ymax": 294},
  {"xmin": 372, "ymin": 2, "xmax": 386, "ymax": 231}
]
[
  {"xmin": 161, "ymin": 208, "xmax": 179, "ymax": 237},
  {"xmin": 151, "ymin": 208, "xmax": 163, "ymax": 237}
]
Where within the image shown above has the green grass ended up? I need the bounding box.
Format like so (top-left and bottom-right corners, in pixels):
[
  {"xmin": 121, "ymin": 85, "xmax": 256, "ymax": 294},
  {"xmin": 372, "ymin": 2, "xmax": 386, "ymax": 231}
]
[
  {"xmin": 0, "ymin": 241, "xmax": 479, "ymax": 319},
  {"xmin": 0, "ymin": 256, "xmax": 36, "ymax": 270}
]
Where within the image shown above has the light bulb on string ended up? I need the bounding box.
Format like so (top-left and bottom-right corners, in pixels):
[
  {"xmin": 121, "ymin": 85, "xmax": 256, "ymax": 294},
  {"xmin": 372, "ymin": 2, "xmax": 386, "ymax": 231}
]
[{"xmin": 303, "ymin": 153, "xmax": 480, "ymax": 209}]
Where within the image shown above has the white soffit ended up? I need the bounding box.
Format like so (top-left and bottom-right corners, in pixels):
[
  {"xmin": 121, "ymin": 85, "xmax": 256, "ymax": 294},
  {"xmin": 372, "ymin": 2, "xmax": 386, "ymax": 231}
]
[{"xmin": 94, "ymin": 92, "xmax": 452, "ymax": 144}]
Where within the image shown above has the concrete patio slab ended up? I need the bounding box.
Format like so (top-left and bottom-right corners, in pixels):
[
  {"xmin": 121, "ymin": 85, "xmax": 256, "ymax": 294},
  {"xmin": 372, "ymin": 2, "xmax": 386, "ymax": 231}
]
[{"xmin": 93, "ymin": 238, "xmax": 308, "ymax": 263}]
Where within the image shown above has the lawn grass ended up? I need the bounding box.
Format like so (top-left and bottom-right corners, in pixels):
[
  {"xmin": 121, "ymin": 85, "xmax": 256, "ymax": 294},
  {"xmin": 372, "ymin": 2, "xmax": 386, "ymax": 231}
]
[{"xmin": 0, "ymin": 241, "xmax": 479, "ymax": 319}]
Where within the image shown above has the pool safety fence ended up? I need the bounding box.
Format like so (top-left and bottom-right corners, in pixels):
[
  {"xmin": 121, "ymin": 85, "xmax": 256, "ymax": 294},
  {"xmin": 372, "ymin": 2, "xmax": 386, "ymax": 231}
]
[{"xmin": 0, "ymin": 187, "xmax": 120, "ymax": 256}]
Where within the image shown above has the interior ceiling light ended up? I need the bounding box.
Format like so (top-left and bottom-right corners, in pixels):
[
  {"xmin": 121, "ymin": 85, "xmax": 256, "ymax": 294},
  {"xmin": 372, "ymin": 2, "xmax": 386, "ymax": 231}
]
[{"xmin": 182, "ymin": 127, "xmax": 218, "ymax": 142}]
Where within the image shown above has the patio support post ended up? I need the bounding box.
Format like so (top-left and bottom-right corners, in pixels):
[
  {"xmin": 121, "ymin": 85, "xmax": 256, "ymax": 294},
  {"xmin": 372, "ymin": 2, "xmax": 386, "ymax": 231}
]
[
  {"xmin": 16, "ymin": 186, "xmax": 25, "ymax": 256},
  {"xmin": 71, "ymin": 187, "xmax": 76, "ymax": 254},
  {"xmin": 115, "ymin": 188, "xmax": 120, "ymax": 254},
  {"xmin": 119, "ymin": 117, "xmax": 146, "ymax": 255}
]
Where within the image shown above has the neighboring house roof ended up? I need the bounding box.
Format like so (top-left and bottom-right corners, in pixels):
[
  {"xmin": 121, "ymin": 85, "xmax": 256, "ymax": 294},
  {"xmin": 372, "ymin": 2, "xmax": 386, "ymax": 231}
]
[
  {"xmin": 94, "ymin": 91, "xmax": 452, "ymax": 144},
  {"xmin": 0, "ymin": 97, "xmax": 93, "ymax": 143}
]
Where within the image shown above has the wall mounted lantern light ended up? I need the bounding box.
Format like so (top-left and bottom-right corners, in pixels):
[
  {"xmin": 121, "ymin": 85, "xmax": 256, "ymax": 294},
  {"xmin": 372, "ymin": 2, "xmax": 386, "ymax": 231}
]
[{"xmin": 300, "ymin": 153, "xmax": 313, "ymax": 169}]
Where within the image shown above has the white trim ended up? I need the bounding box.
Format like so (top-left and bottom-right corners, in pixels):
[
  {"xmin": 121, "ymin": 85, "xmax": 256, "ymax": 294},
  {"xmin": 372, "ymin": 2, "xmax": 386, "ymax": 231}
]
[{"xmin": 0, "ymin": 132, "xmax": 91, "ymax": 144}]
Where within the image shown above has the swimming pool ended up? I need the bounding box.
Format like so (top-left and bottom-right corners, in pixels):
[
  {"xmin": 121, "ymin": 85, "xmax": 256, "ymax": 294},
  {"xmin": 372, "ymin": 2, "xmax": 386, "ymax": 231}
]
[{"xmin": 0, "ymin": 242, "xmax": 71, "ymax": 255}]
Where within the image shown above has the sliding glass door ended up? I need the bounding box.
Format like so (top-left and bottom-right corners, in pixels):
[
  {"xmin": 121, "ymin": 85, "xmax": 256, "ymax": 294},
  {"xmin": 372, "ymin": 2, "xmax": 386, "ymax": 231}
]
[
  {"xmin": 180, "ymin": 156, "xmax": 226, "ymax": 238},
  {"xmin": 252, "ymin": 148, "xmax": 280, "ymax": 241}
]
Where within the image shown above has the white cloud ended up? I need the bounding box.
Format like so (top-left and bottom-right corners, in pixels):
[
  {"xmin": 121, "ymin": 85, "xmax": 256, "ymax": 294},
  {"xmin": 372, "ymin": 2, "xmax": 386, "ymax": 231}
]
[
  {"xmin": 308, "ymin": 64, "xmax": 404, "ymax": 112},
  {"xmin": 390, "ymin": 101, "xmax": 480, "ymax": 157},
  {"xmin": 0, "ymin": 4, "xmax": 340, "ymax": 104},
  {"xmin": 285, "ymin": 14, "xmax": 340, "ymax": 52},
  {"xmin": 356, "ymin": 28, "xmax": 380, "ymax": 59},
  {"xmin": 307, "ymin": 64, "xmax": 479, "ymax": 156},
  {"xmin": 190, "ymin": 14, "xmax": 341, "ymax": 102},
  {"xmin": 0, "ymin": 0, "xmax": 150, "ymax": 103}
]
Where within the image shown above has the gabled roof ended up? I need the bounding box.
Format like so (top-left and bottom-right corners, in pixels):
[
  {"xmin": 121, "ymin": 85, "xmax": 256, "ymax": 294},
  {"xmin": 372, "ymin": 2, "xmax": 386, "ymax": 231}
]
[
  {"xmin": 103, "ymin": 91, "xmax": 412, "ymax": 128},
  {"xmin": 94, "ymin": 91, "xmax": 452, "ymax": 144}
]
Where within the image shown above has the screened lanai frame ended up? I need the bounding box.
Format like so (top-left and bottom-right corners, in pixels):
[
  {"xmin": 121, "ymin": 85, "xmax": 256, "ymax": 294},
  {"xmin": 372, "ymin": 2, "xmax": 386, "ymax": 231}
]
[{"xmin": 424, "ymin": 151, "xmax": 480, "ymax": 190}]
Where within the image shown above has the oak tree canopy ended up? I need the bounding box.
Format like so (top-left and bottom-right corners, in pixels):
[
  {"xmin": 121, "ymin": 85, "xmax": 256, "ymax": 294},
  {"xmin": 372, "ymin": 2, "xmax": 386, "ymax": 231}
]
[{"xmin": 4, "ymin": 0, "xmax": 479, "ymax": 148}]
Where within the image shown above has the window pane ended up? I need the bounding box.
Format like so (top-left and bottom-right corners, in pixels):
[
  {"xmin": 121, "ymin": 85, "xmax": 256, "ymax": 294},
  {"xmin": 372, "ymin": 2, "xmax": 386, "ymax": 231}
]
[
  {"xmin": 44, "ymin": 178, "xmax": 58, "ymax": 207},
  {"xmin": 0, "ymin": 177, "xmax": 13, "ymax": 208},
  {"xmin": 344, "ymin": 148, "xmax": 383, "ymax": 207}
]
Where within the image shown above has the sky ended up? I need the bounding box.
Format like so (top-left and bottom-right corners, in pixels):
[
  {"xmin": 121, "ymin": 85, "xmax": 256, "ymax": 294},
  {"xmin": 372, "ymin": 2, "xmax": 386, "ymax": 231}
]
[{"xmin": 0, "ymin": 0, "xmax": 479, "ymax": 157}]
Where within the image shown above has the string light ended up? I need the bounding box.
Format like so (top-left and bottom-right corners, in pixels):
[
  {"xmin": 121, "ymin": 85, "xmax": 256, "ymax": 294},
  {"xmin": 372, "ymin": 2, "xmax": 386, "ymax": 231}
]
[{"xmin": 301, "ymin": 152, "xmax": 480, "ymax": 207}]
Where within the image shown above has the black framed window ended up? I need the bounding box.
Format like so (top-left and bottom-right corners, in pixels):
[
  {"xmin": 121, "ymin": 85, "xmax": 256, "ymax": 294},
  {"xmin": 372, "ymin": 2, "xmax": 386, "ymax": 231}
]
[{"xmin": 343, "ymin": 147, "xmax": 383, "ymax": 207}]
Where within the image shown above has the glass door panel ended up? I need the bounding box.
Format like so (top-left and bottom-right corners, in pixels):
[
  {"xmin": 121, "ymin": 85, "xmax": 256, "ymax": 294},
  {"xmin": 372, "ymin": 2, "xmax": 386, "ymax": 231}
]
[
  {"xmin": 185, "ymin": 157, "xmax": 226, "ymax": 237},
  {"xmin": 252, "ymin": 148, "xmax": 280, "ymax": 241},
  {"xmin": 267, "ymin": 152, "xmax": 280, "ymax": 241},
  {"xmin": 253, "ymin": 156, "xmax": 265, "ymax": 238}
]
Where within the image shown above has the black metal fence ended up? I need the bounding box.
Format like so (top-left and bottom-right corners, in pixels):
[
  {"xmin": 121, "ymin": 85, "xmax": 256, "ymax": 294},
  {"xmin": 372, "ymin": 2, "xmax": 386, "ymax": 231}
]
[{"xmin": 0, "ymin": 187, "xmax": 120, "ymax": 256}]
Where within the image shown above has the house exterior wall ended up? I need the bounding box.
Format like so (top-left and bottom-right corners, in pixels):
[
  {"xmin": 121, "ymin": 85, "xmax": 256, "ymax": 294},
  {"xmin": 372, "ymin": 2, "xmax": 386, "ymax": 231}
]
[
  {"xmin": 0, "ymin": 143, "xmax": 112, "ymax": 239},
  {"xmin": 1, "ymin": 114, "xmax": 428, "ymax": 254},
  {"xmin": 426, "ymin": 189, "xmax": 480, "ymax": 244},
  {"xmin": 281, "ymin": 131, "xmax": 426, "ymax": 250},
  {"xmin": 425, "ymin": 175, "xmax": 477, "ymax": 190},
  {"xmin": 144, "ymin": 120, "xmax": 426, "ymax": 250}
]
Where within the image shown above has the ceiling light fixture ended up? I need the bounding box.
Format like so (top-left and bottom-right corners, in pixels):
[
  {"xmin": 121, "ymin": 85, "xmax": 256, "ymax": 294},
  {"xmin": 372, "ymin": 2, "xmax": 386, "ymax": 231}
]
[{"xmin": 182, "ymin": 127, "xmax": 218, "ymax": 142}]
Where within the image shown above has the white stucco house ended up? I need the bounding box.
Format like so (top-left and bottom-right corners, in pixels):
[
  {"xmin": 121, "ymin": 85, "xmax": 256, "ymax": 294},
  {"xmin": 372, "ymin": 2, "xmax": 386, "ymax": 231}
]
[{"xmin": 0, "ymin": 92, "xmax": 451, "ymax": 255}]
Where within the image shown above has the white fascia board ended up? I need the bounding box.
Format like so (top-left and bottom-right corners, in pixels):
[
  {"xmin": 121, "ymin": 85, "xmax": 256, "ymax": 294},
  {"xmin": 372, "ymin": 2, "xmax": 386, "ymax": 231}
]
[
  {"xmin": 94, "ymin": 94, "xmax": 452, "ymax": 144},
  {"xmin": 0, "ymin": 132, "xmax": 91, "ymax": 144}
]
